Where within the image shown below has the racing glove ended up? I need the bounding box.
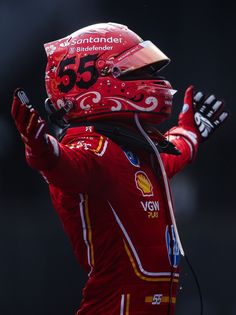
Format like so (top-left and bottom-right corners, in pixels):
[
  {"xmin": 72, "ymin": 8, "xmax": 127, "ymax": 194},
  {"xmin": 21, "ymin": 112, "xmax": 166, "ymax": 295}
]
[
  {"xmin": 168, "ymin": 85, "xmax": 228, "ymax": 159},
  {"xmin": 11, "ymin": 88, "xmax": 59, "ymax": 168},
  {"xmin": 179, "ymin": 85, "xmax": 228, "ymax": 142}
]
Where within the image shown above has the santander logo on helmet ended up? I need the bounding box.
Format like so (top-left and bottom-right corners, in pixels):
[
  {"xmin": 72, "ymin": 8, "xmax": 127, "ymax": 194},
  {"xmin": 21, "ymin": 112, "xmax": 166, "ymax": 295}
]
[{"xmin": 44, "ymin": 22, "xmax": 176, "ymax": 124}]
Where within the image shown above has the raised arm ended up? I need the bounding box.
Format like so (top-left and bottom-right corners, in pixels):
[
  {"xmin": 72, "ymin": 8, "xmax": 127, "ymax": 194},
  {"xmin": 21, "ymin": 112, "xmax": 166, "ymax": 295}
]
[
  {"xmin": 11, "ymin": 89, "xmax": 102, "ymax": 193},
  {"xmin": 162, "ymin": 85, "xmax": 228, "ymax": 178}
]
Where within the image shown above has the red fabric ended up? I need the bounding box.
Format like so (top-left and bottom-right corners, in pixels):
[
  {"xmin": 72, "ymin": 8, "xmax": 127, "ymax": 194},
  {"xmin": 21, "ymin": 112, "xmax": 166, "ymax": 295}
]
[
  {"xmin": 177, "ymin": 85, "xmax": 201, "ymax": 142},
  {"xmin": 26, "ymin": 126, "xmax": 198, "ymax": 314}
]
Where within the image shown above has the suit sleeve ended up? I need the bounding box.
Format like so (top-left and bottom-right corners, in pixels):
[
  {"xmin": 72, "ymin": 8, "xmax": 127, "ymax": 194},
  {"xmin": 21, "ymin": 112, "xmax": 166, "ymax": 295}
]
[
  {"xmin": 161, "ymin": 126, "xmax": 199, "ymax": 179},
  {"xmin": 25, "ymin": 134, "xmax": 109, "ymax": 193}
]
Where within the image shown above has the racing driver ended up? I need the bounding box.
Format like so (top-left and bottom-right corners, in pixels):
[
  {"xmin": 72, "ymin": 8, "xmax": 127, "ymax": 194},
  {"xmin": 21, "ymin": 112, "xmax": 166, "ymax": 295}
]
[{"xmin": 11, "ymin": 22, "xmax": 228, "ymax": 315}]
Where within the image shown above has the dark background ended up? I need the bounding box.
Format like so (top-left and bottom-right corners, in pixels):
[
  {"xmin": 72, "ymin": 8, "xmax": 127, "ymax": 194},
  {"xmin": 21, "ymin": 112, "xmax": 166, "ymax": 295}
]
[{"xmin": 0, "ymin": 0, "xmax": 235, "ymax": 314}]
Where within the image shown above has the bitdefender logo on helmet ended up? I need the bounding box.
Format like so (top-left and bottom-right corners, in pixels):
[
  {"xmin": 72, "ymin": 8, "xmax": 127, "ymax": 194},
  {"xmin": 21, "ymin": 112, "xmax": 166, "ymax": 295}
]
[{"xmin": 75, "ymin": 45, "xmax": 113, "ymax": 52}]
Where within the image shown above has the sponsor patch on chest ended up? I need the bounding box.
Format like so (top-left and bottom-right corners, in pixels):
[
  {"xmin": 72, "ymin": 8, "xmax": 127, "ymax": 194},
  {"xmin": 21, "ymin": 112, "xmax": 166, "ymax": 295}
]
[
  {"xmin": 122, "ymin": 147, "xmax": 140, "ymax": 167},
  {"xmin": 141, "ymin": 200, "xmax": 160, "ymax": 211},
  {"xmin": 140, "ymin": 200, "xmax": 160, "ymax": 219},
  {"xmin": 135, "ymin": 171, "xmax": 153, "ymax": 197},
  {"xmin": 165, "ymin": 225, "xmax": 180, "ymax": 268}
]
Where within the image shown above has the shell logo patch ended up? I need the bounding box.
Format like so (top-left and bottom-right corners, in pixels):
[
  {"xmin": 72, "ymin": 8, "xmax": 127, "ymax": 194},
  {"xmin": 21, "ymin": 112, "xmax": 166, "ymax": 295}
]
[{"xmin": 135, "ymin": 171, "xmax": 153, "ymax": 197}]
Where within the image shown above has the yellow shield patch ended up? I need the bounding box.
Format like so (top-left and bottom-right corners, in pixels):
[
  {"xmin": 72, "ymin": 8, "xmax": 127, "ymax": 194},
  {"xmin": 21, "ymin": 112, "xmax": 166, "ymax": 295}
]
[{"xmin": 135, "ymin": 171, "xmax": 153, "ymax": 196}]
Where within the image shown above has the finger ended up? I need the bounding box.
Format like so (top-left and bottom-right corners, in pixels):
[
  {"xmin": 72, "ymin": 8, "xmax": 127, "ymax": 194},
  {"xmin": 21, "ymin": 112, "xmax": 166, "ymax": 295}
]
[
  {"xmin": 198, "ymin": 94, "xmax": 216, "ymax": 114},
  {"xmin": 35, "ymin": 121, "xmax": 46, "ymax": 140},
  {"xmin": 181, "ymin": 85, "xmax": 194, "ymax": 115},
  {"xmin": 193, "ymin": 91, "xmax": 204, "ymax": 102},
  {"xmin": 183, "ymin": 85, "xmax": 194, "ymax": 105},
  {"xmin": 26, "ymin": 111, "xmax": 39, "ymax": 135},
  {"xmin": 193, "ymin": 90, "xmax": 205, "ymax": 110},
  {"xmin": 213, "ymin": 111, "xmax": 229, "ymax": 127},
  {"xmin": 11, "ymin": 96, "xmax": 22, "ymax": 119},
  {"xmin": 16, "ymin": 105, "xmax": 33, "ymax": 131},
  {"xmin": 204, "ymin": 94, "xmax": 216, "ymax": 106},
  {"xmin": 14, "ymin": 88, "xmax": 31, "ymax": 108},
  {"xmin": 26, "ymin": 111, "xmax": 46, "ymax": 140},
  {"xmin": 206, "ymin": 100, "xmax": 224, "ymax": 118}
]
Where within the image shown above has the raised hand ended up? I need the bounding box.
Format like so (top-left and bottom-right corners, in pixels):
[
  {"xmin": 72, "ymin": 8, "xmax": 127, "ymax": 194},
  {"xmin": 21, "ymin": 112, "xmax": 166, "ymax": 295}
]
[
  {"xmin": 11, "ymin": 88, "xmax": 48, "ymax": 154},
  {"xmin": 179, "ymin": 86, "xmax": 228, "ymax": 142}
]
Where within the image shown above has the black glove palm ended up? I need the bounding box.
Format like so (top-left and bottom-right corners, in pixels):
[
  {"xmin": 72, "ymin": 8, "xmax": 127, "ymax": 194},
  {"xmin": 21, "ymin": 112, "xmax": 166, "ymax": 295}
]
[{"xmin": 193, "ymin": 91, "xmax": 228, "ymax": 140}]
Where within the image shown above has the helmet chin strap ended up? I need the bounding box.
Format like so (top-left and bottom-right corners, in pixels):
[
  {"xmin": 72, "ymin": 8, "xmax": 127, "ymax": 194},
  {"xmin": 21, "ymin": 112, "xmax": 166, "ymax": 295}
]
[{"xmin": 134, "ymin": 113, "xmax": 185, "ymax": 257}]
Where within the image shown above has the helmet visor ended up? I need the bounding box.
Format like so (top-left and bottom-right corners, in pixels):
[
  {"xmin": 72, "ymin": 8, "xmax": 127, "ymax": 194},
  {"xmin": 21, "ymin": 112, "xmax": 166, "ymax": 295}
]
[{"xmin": 111, "ymin": 40, "xmax": 170, "ymax": 78}]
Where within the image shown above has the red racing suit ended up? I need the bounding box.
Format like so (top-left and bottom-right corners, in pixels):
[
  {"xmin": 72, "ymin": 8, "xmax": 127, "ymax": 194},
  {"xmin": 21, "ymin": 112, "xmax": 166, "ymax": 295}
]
[{"xmin": 26, "ymin": 125, "xmax": 198, "ymax": 315}]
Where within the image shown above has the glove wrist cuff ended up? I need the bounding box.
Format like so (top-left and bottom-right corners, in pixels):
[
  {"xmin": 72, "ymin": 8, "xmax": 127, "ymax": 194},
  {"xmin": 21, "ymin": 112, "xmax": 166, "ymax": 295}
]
[{"xmin": 167, "ymin": 126, "xmax": 199, "ymax": 160}]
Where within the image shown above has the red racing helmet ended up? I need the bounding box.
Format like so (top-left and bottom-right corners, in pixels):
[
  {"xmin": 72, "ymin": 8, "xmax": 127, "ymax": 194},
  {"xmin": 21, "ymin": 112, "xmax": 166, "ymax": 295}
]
[{"xmin": 44, "ymin": 22, "xmax": 176, "ymax": 124}]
